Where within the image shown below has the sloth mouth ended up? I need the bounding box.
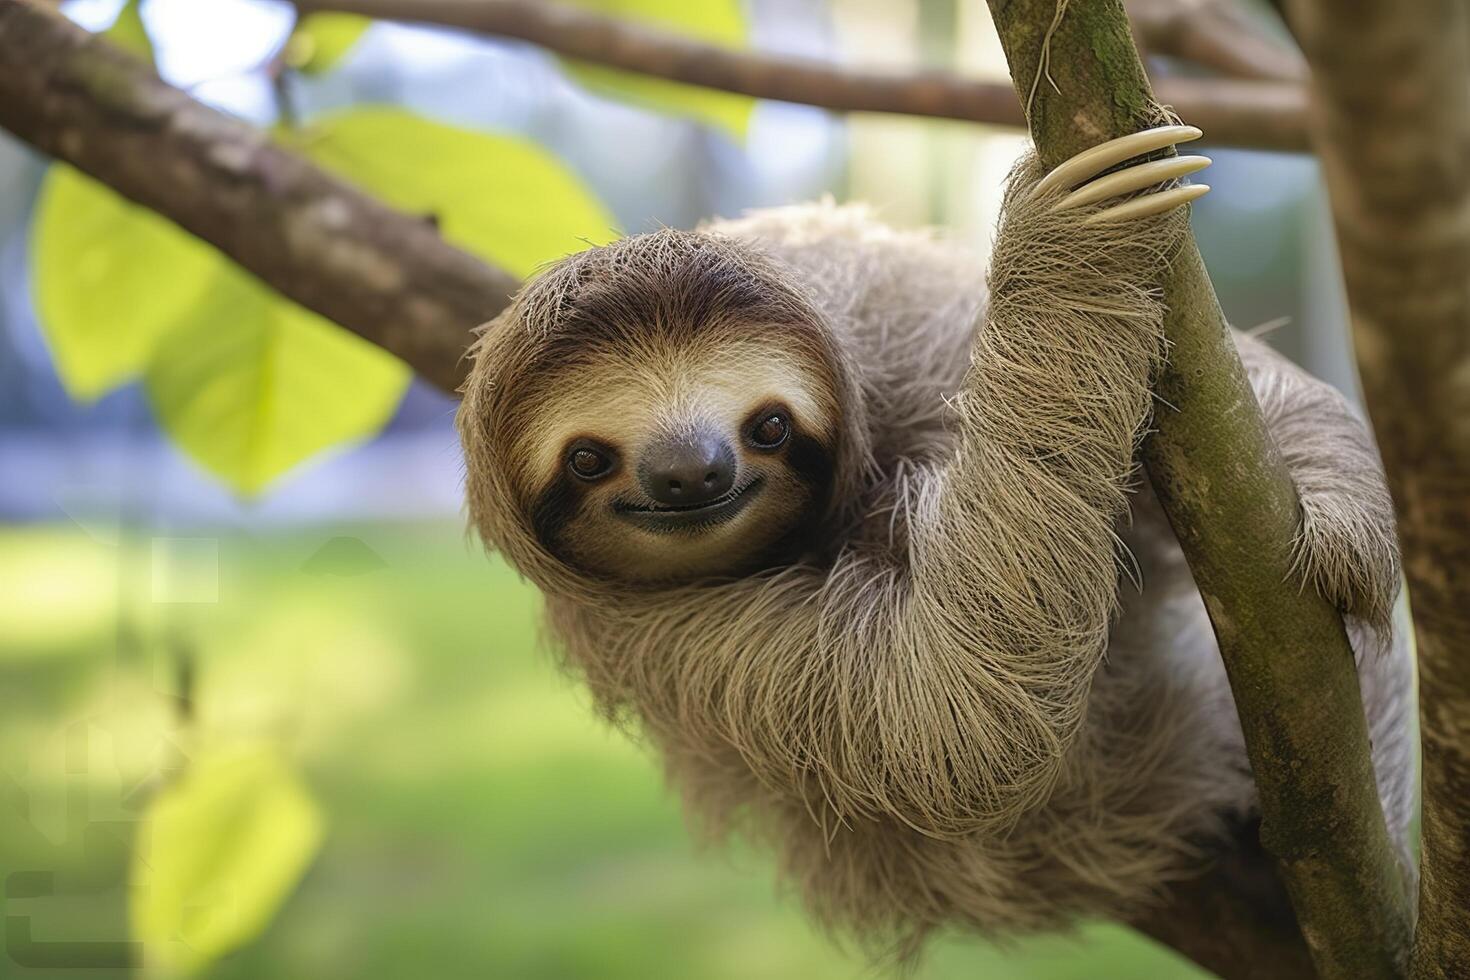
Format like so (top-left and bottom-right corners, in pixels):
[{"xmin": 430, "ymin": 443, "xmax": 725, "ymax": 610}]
[{"xmin": 614, "ymin": 478, "xmax": 763, "ymax": 532}]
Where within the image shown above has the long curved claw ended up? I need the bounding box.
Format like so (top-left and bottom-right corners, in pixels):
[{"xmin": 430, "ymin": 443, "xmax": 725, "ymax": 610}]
[
  {"xmin": 1084, "ymin": 183, "xmax": 1210, "ymax": 224},
  {"xmin": 1030, "ymin": 124, "xmax": 1204, "ymax": 201},
  {"xmin": 1052, "ymin": 155, "xmax": 1211, "ymax": 212}
]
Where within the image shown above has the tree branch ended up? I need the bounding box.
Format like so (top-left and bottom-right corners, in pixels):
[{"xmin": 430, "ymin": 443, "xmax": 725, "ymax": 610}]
[
  {"xmin": 0, "ymin": 0, "xmax": 514, "ymax": 393},
  {"xmin": 292, "ymin": 0, "xmax": 1311, "ymax": 153},
  {"xmin": 984, "ymin": 0, "xmax": 1413, "ymax": 975},
  {"xmin": 1128, "ymin": 0, "xmax": 1306, "ymax": 82},
  {"xmin": 1285, "ymin": 0, "xmax": 1470, "ymax": 974},
  {"xmin": 1151, "ymin": 76, "xmax": 1309, "ymax": 154}
]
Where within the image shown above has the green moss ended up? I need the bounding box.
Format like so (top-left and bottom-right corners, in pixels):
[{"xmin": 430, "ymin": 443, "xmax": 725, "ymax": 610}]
[{"xmin": 989, "ymin": 0, "xmax": 1151, "ymax": 167}]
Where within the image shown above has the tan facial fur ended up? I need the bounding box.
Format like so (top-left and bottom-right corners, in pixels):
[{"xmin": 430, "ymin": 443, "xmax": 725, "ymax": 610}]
[{"xmin": 516, "ymin": 332, "xmax": 840, "ymax": 583}]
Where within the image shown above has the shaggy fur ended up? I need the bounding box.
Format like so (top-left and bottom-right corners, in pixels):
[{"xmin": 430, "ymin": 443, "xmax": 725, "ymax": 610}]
[{"xmin": 457, "ymin": 154, "xmax": 1416, "ymax": 956}]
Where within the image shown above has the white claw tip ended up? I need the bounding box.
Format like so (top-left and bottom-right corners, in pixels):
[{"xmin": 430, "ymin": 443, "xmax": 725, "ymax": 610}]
[
  {"xmin": 1032, "ymin": 124, "xmax": 1208, "ymax": 201},
  {"xmin": 1084, "ymin": 182, "xmax": 1211, "ymax": 224}
]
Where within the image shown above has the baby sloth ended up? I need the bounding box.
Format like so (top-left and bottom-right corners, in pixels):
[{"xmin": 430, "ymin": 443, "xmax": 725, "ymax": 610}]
[{"xmin": 458, "ymin": 126, "xmax": 1415, "ymax": 952}]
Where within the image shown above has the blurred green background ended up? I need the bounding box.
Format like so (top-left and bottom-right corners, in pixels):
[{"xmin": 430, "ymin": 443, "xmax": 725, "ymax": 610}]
[{"xmin": 1, "ymin": 523, "xmax": 1202, "ymax": 978}]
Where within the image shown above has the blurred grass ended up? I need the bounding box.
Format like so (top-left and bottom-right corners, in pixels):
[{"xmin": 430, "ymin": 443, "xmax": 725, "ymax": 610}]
[{"xmin": 0, "ymin": 522, "xmax": 1203, "ymax": 979}]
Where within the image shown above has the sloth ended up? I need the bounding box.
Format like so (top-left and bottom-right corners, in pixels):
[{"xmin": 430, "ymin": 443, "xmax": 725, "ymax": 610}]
[{"xmin": 457, "ymin": 125, "xmax": 1415, "ymax": 953}]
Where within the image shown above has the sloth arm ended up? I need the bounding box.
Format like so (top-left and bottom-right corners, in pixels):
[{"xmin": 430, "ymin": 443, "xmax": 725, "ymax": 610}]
[{"xmin": 749, "ymin": 131, "xmax": 1207, "ymax": 837}]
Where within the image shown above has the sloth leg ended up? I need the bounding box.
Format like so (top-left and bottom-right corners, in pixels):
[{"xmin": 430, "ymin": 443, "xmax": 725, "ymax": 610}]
[
  {"xmin": 1234, "ymin": 332, "xmax": 1402, "ymax": 638},
  {"xmin": 1030, "ymin": 124, "xmax": 1211, "ymax": 221}
]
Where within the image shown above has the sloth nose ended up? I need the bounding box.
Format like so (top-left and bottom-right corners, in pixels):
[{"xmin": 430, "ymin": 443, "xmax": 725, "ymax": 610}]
[{"xmin": 640, "ymin": 430, "xmax": 736, "ymax": 506}]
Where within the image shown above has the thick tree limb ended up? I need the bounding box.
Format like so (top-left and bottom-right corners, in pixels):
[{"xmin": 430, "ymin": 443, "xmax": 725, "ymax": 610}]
[
  {"xmin": 1285, "ymin": 0, "xmax": 1470, "ymax": 975},
  {"xmin": 293, "ymin": 0, "xmax": 1310, "ymax": 153},
  {"xmin": 0, "ymin": 0, "xmax": 513, "ymax": 392},
  {"xmin": 1128, "ymin": 0, "xmax": 1306, "ymax": 82},
  {"xmin": 985, "ymin": 0, "xmax": 1413, "ymax": 975}
]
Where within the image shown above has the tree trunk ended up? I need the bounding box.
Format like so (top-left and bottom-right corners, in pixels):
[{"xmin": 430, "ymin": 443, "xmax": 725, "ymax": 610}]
[
  {"xmin": 984, "ymin": 0, "xmax": 1413, "ymax": 975},
  {"xmin": 1287, "ymin": 0, "xmax": 1470, "ymax": 974}
]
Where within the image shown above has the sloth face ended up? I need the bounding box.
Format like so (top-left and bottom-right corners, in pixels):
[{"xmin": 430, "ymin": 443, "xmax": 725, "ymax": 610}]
[
  {"xmin": 518, "ymin": 336, "xmax": 840, "ymax": 584},
  {"xmin": 460, "ymin": 227, "xmax": 852, "ymax": 586}
]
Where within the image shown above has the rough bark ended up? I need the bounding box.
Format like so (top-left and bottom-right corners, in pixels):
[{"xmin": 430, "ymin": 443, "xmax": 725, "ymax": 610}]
[
  {"xmin": 294, "ymin": 0, "xmax": 1311, "ymax": 152},
  {"xmin": 1286, "ymin": 0, "xmax": 1470, "ymax": 974},
  {"xmin": 0, "ymin": 0, "xmax": 516, "ymax": 392},
  {"xmin": 986, "ymin": 0, "xmax": 1413, "ymax": 975}
]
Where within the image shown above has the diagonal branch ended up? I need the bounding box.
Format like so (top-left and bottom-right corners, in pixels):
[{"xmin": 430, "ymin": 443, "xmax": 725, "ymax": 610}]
[
  {"xmin": 0, "ymin": 0, "xmax": 514, "ymax": 393},
  {"xmin": 1284, "ymin": 0, "xmax": 1470, "ymax": 974},
  {"xmin": 292, "ymin": 0, "xmax": 1311, "ymax": 153},
  {"xmin": 984, "ymin": 0, "xmax": 1413, "ymax": 975}
]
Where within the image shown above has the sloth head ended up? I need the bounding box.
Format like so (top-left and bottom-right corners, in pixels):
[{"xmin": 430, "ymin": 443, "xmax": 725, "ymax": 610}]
[{"xmin": 458, "ymin": 229, "xmax": 862, "ymax": 586}]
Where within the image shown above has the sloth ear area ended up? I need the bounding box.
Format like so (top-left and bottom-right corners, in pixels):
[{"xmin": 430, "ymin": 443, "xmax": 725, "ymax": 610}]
[{"xmin": 1029, "ymin": 124, "xmax": 1211, "ymax": 224}]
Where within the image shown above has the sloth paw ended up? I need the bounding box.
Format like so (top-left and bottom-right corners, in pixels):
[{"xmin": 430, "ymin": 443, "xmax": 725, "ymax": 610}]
[
  {"xmin": 1031, "ymin": 125, "xmax": 1211, "ymax": 222},
  {"xmin": 1291, "ymin": 496, "xmax": 1401, "ymax": 645}
]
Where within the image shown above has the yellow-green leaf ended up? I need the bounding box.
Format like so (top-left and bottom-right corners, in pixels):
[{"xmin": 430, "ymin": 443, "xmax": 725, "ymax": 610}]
[
  {"xmin": 283, "ymin": 12, "xmax": 370, "ymax": 75},
  {"xmin": 295, "ymin": 106, "xmax": 617, "ymax": 278},
  {"xmin": 144, "ymin": 264, "xmax": 409, "ymax": 496},
  {"xmin": 106, "ymin": 0, "xmax": 153, "ymax": 60},
  {"xmin": 31, "ymin": 166, "xmax": 219, "ymax": 400},
  {"xmin": 130, "ymin": 745, "xmax": 323, "ymax": 976},
  {"xmin": 558, "ymin": 0, "xmax": 752, "ymax": 139}
]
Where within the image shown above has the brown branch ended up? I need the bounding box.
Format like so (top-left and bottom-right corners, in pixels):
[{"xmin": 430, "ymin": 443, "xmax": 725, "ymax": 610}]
[
  {"xmin": 1287, "ymin": 0, "xmax": 1470, "ymax": 975},
  {"xmin": 1129, "ymin": 820, "xmax": 1315, "ymax": 979},
  {"xmin": 985, "ymin": 0, "xmax": 1413, "ymax": 975},
  {"xmin": 0, "ymin": 0, "xmax": 514, "ymax": 393},
  {"xmin": 1128, "ymin": 0, "xmax": 1306, "ymax": 81},
  {"xmin": 292, "ymin": 0, "xmax": 1311, "ymax": 153},
  {"xmin": 1154, "ymin": 76, "xmax": 1308, "ymax": 154}
]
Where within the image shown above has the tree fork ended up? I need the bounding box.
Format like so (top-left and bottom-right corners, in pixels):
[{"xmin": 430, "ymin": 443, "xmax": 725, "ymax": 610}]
[{"xmin": 984, "ymin": 0, "xmax": 1413, "ymax": 975}]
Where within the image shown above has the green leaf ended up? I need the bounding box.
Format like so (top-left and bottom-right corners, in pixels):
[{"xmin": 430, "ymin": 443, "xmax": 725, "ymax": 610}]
[
  {"xmin": 296, "ymin": 106, "xmax": 617, "ymax": 278},
  {"xmin": 557, "ymin": 0, "xmax": 753, "ymax": 139},
  {"xmin": 106, "ymin": 0, "xmax": 154, "ymax": 60},
  {"xmin": 31, "ymin": 166, "xmax": 219, "ymax": 400},
  {"xmin": 283, "ymin": 12, "xmax": 370, "ymax": 75},
  {"xmin": 144, "ymin": 264, "xmax": 410, "ymax": 496},
  {"xmin": 130, "ymin": 744, "xmax": 324, "ymax": 976}
]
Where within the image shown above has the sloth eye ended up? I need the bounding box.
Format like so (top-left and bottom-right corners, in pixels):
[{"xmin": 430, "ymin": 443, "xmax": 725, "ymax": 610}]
[
  {"xmin": 568, "ymin": 446, "xmax": 613, "ymax": 480},
  {"xmin": 749, "ymin": 411, "xmax": 790, "ymax": 450}
]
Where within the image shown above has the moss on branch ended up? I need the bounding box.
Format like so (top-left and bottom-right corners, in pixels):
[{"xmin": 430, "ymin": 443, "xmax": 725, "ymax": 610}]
[{"xmin": 986, "ymin": 0, "xmax": 1414, "ymax": 976}]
